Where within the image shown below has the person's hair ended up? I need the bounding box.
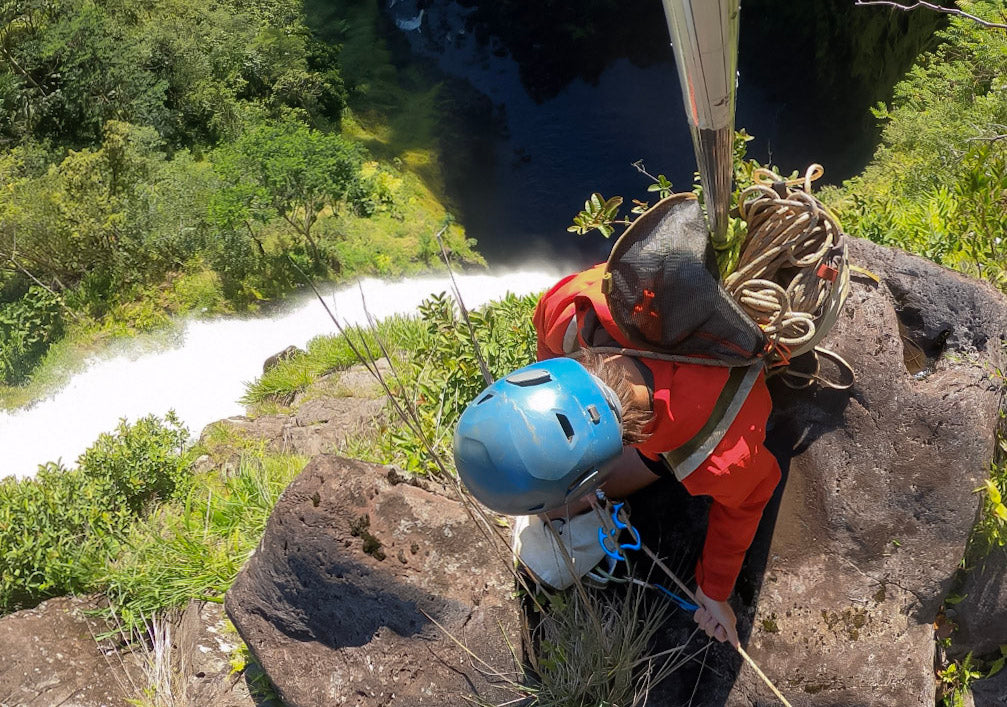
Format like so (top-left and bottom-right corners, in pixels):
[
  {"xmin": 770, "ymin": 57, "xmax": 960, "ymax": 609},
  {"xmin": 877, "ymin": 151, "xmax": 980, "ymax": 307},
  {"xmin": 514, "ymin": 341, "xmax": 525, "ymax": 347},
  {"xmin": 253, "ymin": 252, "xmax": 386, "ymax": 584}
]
[{"xmin": 572, "ymin": 350, "xmax": 653, "ymax": 445}]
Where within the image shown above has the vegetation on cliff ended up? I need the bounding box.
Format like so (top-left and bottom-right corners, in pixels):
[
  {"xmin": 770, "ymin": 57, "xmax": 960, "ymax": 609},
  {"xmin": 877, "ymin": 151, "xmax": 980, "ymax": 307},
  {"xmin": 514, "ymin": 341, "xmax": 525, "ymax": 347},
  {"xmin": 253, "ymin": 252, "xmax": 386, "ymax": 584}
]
[
  {"xmin": 0, "ymin": 0, "xmax": 478, "ymax": 396},
  {"xmin": 0, "ymin": 290, "xmax": 533, "ymax": 626},
  {"xmin": 824, "ymin": 0, "xmax": 1007, "ymax": 291}
]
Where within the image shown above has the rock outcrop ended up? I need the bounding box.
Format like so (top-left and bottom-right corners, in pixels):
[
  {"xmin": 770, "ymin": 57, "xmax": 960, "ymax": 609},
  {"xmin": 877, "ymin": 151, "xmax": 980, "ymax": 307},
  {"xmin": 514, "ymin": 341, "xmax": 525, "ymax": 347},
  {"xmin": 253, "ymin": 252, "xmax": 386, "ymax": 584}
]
[
  {"xmin": 972, "ymin": 667, "xmax": 1007, "ymax": 706},
  {"xmin": 175, "ymin": 600, "xmax": 273, "ymax": 706},
  {"xmin": 225, "ymin": 455, "xmax": 522, "ymax": 707},
  {"xmin": 631, "ymin": 237, "xmax": 1007, "ymax": 705},
  {"xmin": 0, "ymin": 596, "xmax": 141, "ymax": 707},
  {"xmin": 735, "ymin": 237, "xmax": 1007, "ymax": 705},
  {"xmin": 953, "ymin": 547, "xmax": 1007, "ymax": 658},
  {"xmin": 0, "ymin": 595, "xmax": 270, "ymax": 707},
  {"xmin": 263, "ymin": 345, "xmax": 306, "ymax": 374},
  {"xmin": 198, "ymin": 361, "xmax": 389, "ymax": 464}
]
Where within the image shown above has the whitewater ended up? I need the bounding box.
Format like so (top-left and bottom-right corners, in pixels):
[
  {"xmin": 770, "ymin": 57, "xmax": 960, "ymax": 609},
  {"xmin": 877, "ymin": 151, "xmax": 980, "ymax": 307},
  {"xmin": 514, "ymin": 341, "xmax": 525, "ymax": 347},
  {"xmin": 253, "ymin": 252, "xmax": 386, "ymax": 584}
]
[{"xmin": 0, "ymin": 269, "xmax": 562, "ymax": 480}]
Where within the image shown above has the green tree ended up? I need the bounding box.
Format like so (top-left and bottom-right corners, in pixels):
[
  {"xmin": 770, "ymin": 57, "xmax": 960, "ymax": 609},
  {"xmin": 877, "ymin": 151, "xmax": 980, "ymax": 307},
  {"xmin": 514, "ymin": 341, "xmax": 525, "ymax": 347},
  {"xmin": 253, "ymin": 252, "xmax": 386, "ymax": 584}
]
[
  {"xmin": 828, "ymin": 1, "xmax": 1007, "ymax": 290},
  {"xmin": 211, "ymin": 119, "xmax": 364, "ymax": 266},
  {"xmin": 0, "ymin": 0, "xmax": 344, "ymax": 149},
  {"xmin": 0, "ymin": 121, "xmax": 164, "ymax": 292}
]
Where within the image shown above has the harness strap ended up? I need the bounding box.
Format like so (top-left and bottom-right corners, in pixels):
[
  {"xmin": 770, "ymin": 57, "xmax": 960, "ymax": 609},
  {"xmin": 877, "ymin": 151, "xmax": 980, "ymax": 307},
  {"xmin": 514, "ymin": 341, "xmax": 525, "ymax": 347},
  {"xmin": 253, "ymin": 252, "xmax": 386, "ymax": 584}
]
[
  {"xmin": 659, "ymin": 363, "xmax": 762, "ymax": 481},
  {"xmin": 563, "ymin": 311, "xmax": 762, "ymax": 481}
]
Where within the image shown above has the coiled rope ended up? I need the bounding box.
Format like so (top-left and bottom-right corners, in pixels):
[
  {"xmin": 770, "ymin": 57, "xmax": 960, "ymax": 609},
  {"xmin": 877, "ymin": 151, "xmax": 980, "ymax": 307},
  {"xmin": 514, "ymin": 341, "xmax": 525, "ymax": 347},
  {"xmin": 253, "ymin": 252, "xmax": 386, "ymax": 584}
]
[{"xmin": 725, "ymin": 165, "xmax": 853, "ymax": 388}]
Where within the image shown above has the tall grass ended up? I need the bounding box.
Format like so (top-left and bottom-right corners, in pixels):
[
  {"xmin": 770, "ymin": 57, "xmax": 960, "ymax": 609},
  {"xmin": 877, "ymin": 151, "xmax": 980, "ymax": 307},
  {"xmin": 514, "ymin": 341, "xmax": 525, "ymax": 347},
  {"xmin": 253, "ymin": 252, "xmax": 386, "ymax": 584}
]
[
  {"xmin": 241, "ymin": 314, "xmax": 425, "ymax": 406},
  {"xmin": 527, "ymin": 582, "xmax": 697, "ymax": 707},
  {"xmin": 96, "ymin": 453, "xmax": 307, "ymax": 632}
]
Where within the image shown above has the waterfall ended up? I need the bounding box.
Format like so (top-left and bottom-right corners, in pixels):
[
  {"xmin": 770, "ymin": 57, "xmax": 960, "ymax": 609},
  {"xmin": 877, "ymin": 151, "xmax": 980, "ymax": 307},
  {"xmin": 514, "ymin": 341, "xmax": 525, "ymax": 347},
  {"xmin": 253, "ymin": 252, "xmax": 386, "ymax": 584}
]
[{"xmin": 0, "ymin": 269, "xmax": 564, "ymax": 480}]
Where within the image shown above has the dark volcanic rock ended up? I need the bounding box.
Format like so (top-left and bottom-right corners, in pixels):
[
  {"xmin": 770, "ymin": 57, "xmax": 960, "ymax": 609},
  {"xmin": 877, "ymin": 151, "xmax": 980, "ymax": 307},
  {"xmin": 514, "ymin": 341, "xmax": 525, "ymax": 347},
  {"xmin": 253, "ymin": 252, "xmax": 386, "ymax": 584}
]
[
  {"xmin": 633, "ymin": 238, "xmax": 1007, "ymax": 705},
  {"xmin": 263, "ymin": 345, "xmax": 305, "ymax": 374},
  {"xmin": 731, "ymin": 238, "xmax": 1007, "ymax": 705},
  {"xmin": 0, "ymin": 595, "xmax": 142, "ymax": 707},
  {"xmin": 972, "ymin": 666, "xmax": 1007, "ymax": 706},
  {"xmin": 954, "ymin": 547, "xmax": 1007, "ymax": 658},
  {"xmin": 225, "ymin": 456, "xmax": 521, "ymax": 707}
]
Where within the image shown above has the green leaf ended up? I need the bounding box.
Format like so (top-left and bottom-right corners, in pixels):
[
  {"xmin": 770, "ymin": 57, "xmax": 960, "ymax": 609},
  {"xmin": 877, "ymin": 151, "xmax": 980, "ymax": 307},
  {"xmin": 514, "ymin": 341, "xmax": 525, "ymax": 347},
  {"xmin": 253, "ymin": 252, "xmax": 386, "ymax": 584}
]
[{"xmin": 995, "ymin": 503, "xmax": 1007, "ymax": 522}]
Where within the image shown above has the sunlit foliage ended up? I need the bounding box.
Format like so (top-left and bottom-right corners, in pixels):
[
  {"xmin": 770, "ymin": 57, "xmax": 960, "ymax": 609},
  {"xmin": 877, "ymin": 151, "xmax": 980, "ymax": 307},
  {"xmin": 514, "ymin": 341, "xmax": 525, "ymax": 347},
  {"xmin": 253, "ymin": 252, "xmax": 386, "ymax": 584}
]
[{"xmin": 826, "ymin": 1, "xmax": 1007, "ymax": 291}]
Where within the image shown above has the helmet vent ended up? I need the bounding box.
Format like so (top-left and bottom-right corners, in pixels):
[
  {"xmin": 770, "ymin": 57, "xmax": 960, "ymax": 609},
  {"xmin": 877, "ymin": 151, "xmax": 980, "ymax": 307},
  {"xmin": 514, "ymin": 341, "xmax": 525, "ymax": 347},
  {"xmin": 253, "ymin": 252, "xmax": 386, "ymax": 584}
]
[
  {"xmin": 476, "ymin": 393, "xmax": 494, "ymax": 405},
  {"xmin": 555, "ymin": 413, "xmax": 575, "ymax": 442},
  {"xmin": 506, "ymin": 369, "xmax": 552, "ymax": 387}
]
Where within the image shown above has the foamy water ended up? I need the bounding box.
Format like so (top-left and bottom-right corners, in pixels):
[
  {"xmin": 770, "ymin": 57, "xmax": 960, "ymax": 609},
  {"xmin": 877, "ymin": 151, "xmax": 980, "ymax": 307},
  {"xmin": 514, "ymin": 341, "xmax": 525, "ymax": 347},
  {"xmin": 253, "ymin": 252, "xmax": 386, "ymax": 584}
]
[{"xmin": 0, "ymin": 270, "xmax": 563, "ymax": 480}]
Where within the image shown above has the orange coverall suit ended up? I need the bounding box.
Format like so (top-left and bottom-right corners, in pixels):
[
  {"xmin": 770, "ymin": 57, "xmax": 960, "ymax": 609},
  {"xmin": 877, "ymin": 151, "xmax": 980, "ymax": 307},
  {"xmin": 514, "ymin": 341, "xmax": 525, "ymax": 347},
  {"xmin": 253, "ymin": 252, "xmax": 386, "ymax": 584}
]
[{"xmin": 533, "ymin": 264, "xmax": 782, "ymax": 601}]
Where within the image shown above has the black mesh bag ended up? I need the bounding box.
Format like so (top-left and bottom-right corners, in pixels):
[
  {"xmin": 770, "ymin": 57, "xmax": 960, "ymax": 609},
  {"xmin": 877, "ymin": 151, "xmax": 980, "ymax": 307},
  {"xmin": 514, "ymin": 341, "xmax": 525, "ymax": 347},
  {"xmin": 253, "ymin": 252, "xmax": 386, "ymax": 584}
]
[{"xmin": 602, "ymin": 194, "xmax": 766, "ymax": 365}]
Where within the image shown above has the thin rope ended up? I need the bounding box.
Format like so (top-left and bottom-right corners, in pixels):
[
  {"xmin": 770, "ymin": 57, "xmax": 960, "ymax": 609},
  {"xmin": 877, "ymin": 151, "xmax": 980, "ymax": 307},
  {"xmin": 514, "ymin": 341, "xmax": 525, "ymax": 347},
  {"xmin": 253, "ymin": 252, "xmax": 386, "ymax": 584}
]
[{"xmin": 640, "ymin": 543, "xmax": 794, "ymax": 707}]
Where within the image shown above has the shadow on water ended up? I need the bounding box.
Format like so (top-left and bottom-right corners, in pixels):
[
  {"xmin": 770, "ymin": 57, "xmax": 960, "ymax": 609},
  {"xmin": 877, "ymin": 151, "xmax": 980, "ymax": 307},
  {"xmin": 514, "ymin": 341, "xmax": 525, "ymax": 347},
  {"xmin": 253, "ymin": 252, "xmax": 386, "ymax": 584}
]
[
  {"xmin": 346, "ymin": 0, "xmax": 943, "ymax": 268},
  {"xmin": 621, "ymin": 378, "xmax": 851, "ymax": 704}
]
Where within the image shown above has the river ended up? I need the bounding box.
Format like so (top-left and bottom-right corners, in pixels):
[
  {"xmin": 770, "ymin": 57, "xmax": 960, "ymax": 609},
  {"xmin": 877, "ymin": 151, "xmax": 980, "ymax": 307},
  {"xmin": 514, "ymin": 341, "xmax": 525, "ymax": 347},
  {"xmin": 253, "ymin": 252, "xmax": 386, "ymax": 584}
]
[{"xmin": 0, "ymin": 269, "xmax": 562, "ymax": 480}]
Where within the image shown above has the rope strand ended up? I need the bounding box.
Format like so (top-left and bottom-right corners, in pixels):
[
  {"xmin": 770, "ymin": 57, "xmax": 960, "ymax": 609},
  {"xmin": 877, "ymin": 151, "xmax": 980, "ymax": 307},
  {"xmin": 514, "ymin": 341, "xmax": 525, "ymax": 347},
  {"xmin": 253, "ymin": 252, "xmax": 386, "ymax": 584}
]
[{"xmin": 725, "ymin": 164, "xmax": 845, "ymax": 369}]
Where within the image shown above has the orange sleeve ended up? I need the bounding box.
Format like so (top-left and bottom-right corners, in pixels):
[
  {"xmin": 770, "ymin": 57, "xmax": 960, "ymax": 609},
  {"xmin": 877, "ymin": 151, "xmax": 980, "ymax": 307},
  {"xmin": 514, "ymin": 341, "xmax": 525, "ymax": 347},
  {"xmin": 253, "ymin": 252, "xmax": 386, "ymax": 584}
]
[
  {"xmin": 681, "ymin": 377, "xmax": 780, "ymax": 601},
  {"xmin": 532, "ymin": 274, "xmax": 576, "ymax": 360},
  {"xmin": 686, "ymin": 444, "xmax": 780, "ymax": 601}
]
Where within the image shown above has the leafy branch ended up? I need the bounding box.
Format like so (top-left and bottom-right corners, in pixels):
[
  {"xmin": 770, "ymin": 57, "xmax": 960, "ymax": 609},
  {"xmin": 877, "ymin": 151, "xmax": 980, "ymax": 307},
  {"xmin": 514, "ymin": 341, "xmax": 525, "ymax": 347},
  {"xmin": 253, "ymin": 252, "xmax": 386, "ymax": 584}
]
[
  {"xmin": 568, "ymin": 193, "xmax": 626, "ymax": 238},
  {"xmin": 631, "ymin": 160, "xmax": 674, "ymax": 200}
]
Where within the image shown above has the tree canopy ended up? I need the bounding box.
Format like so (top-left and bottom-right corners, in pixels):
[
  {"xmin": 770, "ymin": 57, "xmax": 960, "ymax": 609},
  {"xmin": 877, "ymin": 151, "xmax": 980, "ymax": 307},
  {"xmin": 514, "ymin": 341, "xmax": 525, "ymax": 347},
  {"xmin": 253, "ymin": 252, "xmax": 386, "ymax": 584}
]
[
  {"xmin": 0, "ymin": 0, "xmax": 346, "ymax": 149},
  {"xmin": 0, "ymin": 0, "xmax": 481, "ymax": 387},
  {"xmin": 211, "ymin": 120, "xmax": 365, "ymax": 265}
]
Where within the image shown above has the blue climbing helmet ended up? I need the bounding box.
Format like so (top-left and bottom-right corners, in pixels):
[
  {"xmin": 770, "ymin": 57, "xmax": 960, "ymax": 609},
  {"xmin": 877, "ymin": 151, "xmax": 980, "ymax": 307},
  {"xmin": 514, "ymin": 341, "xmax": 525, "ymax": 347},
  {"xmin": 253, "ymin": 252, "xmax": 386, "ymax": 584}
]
[{"xmin": 452, "ymin": 358, "xmax": 624, "ymax": 516}]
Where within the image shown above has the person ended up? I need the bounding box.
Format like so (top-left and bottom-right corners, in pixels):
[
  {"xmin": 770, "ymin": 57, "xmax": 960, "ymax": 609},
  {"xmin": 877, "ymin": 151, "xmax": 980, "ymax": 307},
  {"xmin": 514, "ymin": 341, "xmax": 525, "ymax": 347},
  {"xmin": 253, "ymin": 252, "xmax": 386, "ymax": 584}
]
[{"xmin": 453, "ymin": 198, "xmax": 782, "ymax": 648}]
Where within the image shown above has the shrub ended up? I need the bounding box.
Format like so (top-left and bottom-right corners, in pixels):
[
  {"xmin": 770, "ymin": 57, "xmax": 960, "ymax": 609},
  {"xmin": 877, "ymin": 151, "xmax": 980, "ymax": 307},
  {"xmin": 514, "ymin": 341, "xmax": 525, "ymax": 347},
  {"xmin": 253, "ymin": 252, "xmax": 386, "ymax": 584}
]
[
  {"xmin": 96, "ymin": 452, "xmax": 306, "ymax": 631},
  {"xmin": 0, "ymin": 413, "xmax": 191, "ymax": 612},
  {"xmin": 77, "ymin": 413, "xmax": 191, "ymax": 516},
  {"xmin": 378, "ymin": 291, "xmax": 540, "ymax": 474},
  {"xmin": 0, "ymin": 286, "xmax": 64, "ymax": 385}
]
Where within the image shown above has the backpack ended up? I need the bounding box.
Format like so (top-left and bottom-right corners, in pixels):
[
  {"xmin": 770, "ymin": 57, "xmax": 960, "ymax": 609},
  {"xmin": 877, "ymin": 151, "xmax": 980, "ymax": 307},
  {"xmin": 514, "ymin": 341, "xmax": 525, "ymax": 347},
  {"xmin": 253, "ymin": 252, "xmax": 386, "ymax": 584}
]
[{"xmin": 601, "ymin": 184, "xmax": 852, "ymax": 390}]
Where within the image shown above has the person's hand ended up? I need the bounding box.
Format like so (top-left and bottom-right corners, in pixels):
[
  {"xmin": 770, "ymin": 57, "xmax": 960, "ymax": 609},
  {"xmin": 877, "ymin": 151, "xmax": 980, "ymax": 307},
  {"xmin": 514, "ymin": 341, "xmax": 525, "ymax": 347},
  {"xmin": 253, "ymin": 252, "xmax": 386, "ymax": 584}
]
[{"xmin": 693, "ymin": 586, "xmax": 739, "ymax": 647}]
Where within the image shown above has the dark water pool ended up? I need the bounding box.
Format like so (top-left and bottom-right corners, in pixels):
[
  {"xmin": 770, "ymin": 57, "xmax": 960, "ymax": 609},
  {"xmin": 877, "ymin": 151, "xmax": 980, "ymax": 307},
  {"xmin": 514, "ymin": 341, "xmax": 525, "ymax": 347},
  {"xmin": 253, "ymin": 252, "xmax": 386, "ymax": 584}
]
[{"xmin": 384, "ymin": 0, "xmax": 941, "ymax": 267}]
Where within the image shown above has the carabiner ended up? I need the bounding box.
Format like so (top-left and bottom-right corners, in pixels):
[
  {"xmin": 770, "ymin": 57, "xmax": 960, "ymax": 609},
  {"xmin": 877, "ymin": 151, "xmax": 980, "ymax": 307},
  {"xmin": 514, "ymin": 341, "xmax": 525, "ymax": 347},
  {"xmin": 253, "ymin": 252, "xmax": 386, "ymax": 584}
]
[
  {"xmin": 597, "ymin": 502, "xmax": 642, "ymax": 562},
  {"xmin": 611, "ymin": 502, "xmax": 641, "ymax": 552}
]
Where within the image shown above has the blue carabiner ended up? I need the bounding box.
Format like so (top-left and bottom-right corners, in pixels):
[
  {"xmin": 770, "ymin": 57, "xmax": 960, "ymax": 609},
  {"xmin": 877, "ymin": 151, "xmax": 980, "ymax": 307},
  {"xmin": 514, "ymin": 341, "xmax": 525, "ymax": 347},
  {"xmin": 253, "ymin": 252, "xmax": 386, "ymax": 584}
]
[
  {"xmin": 652, "ymin": 583, "xmax": 699, "ymax": 612},
  {"xmin": 598, "ymin": 525, "xmax": 623, "ymax": 561},
  {"xmin": 597, "ymin": 502, "xmax": 642, "ymax": 561},
  {"xmin": 611, "ymin": 503, "xmax": 641, "ymax": 552}
]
